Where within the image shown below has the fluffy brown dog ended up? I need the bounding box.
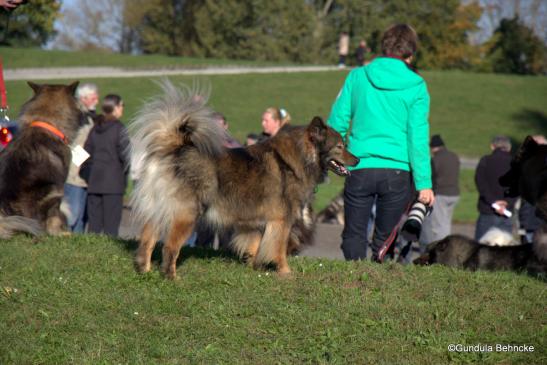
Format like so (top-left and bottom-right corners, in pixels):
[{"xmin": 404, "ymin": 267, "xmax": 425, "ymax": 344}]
[
  {"xmin": 131, "ymin": 81, "xmax": 358, "ymax": 279},
  {"xmin": 0, "ymin": 81, "xmax": 82, "ymax": 238}
]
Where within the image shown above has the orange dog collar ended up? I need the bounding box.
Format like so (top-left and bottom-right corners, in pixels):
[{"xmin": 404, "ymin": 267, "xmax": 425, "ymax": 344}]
[{"xmin": 30, "ymin": 121, "xmax": 68, "ymax": 144}]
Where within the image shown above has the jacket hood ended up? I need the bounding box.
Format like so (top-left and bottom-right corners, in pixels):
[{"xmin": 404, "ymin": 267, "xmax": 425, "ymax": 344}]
[
  {"xmin": 365, "ymin": 57, "xmax": 424, "ymax": 91},
  {"xmin": 94, "ymin": 119, "xmax": 118, "ymax": 134}
]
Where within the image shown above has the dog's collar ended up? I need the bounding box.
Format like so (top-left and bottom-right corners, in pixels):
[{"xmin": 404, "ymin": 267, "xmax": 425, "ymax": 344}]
[{"xmin": 30, "ymin": 121, "xmax": 68, "ymax": 144}]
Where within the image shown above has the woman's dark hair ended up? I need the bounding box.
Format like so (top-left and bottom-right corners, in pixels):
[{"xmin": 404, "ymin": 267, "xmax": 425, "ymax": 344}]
[
  {"xmin": 102, "ymin": 94, "xmax": 123, "ymax": 115},
  {"xmin": 381, "ymin": 24, "xmax": 418, "ymax": 58}
]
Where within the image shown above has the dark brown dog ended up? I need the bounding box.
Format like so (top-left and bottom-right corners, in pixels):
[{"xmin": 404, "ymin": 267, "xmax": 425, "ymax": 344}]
[
  {"xmin": 0, "ymin": 81, "xmax": 82, "ymax": 238},
  {"xmin": 130, "ymin": 81, "xmax": 358, "ymax": 279}
]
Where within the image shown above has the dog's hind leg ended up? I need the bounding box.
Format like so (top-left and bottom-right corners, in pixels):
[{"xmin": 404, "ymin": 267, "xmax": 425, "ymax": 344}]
[
  {"xmin": 135, "ymin": 221, "xmax": 159, "ymax": 273},
  {"xmin": 161, "ymin": 214, "xmax": 196, "ymax": 280},
  {"xmin": 257, "ymin": 221, "xmax": 292, "ymax": 275},
  {"xmin": 42, "ymin": 193, "xmax": 69, "ymax": 235},
  {"xmin": 230, "ymin": 230, "xmax": 262, "ymax": 268}
]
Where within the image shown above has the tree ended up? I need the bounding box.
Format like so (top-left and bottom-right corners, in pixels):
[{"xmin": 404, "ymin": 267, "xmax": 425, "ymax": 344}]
[
  {"xmin": 486, "ymin": 16, "xmax": 546, "ymax": 75},
  {"xmin": 138, "ymin": 0, "xmax": 188, "ymax": 56},
  {"xmin": 0, "ymin": 0, "xmax": 61, "ymax": 47},
  {"xmin": 190, "ymin": 0, "xmax": 317, "ymax": 62},
  {"xmin": 379, "ymin": 0, "xmax": 483, "ymax": 70},
  {"xmin": 119, "ymin": 0, "xmax": 159, "ymax": 53}
]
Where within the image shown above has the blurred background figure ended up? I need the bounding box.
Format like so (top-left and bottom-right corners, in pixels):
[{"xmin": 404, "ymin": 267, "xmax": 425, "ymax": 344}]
[
  {"xmin": 474, "ymin": 135, "xmax": 516, "ymax": 240},
  {"xmin": 338, "ymin": 31, "xmax": 350, "ymax": 68},
  {"xmin": 260, "ymin": 107, "xmax": 291, "ymax": 141},
  {"xmin": 245, "ymin": 133, "xmax": 259, "ymax": 146},
  {"xmin": 62, "ymin": 82, "xmax": 98, "ymax": 233},
  {"xmin": 81, "ymin": 94, "xmax": 130, "ymax": 237},
  {"xmin": 212, "ymin": 111, "xmax": 241, "ymax": 148},
  {"xmin": 355, "ymin": 39, "xmax": 370, "ymax": 66},
  {"xmin": 420, "ymin": 134, "xmax": 460, "ymax": 248}
]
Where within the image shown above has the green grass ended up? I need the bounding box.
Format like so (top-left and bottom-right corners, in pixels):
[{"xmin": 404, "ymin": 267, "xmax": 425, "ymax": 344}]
[
  {"xmin": 3, "ymin": 68, "xmax": 546, "ymax": 222},
  {"xmin": 0, "ymin": 235, "xmax": 545, "ymax": 364},
  {"xmin": 0, "ymin": 47, "xmax": 291, "ymax": 69},
  {"xmin": 4, "ymin": 70, "xmax": 545, "ymax": 157}
]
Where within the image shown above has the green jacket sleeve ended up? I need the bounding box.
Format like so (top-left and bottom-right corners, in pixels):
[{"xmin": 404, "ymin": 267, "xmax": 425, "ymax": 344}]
[
  {"xmin": 407, "ymin": 83, "xmax": 432, "ymax": 190},
  {"xmin": 327, "ymin": 71, "xmax": 354, "ymax": 141}
]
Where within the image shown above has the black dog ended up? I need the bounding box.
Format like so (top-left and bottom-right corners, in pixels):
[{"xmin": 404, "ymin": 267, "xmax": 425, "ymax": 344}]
[
  {"xmin": 416, "ymin": 136, "xmax": 547, "ymax": 275},
  {"xmin": 414, "ymin": 233, "xmax": 547, "ymax": 275},
  {"xmin": 500, "ymin": 135, "xmax": 547, "ymax": 220}
]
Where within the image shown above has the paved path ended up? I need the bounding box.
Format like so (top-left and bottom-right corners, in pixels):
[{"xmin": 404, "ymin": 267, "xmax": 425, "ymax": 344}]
[{"xmin": 4, "ymin": 65, "xmax": 340, "ymax": 81}]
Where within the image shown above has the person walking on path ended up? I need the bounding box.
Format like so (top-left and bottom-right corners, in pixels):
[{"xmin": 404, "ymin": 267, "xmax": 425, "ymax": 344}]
[{"xmin": 338, "ymin": 32, "xmax": 350, "ymax": 68}]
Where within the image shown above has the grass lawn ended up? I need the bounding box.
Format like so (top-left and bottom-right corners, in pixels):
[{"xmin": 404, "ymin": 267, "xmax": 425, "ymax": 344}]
[
  {"xmin": 3, "ymin": 69, "xmax": 546, "ymax": 221},
  {"xmin": 0, "ymin": 235, "xmax": 545, "ymax": 364},
  {"xmin": 0, "ymin": 47, "xmax": 290, "ymax": 69}
]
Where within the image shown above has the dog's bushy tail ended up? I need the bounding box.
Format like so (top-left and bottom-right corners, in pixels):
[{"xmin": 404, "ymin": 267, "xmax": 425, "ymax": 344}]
[
  {"xmin": 130, "ymin": 79, "xmax": 224, "ymax": 163},
  {"xmin": 129, "ymin": 79, "xmax": 225, "ymax": 234},
  {"xmin": 0, "ymin": 216, "xmax": 44, "ymax": 239}
]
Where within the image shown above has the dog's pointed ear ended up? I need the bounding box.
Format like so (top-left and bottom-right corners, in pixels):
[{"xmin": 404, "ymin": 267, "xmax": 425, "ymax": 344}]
[
  {"xmin": 307, "ymin": 116, "xmax": 327, "ymax": 143},
  {"xmin": 27, "ymin": 81, "xmax": 42, "ymax": 94},
  {"xmin": 67, "ymin": 81, "xmax": 80, "ymax": 96}
]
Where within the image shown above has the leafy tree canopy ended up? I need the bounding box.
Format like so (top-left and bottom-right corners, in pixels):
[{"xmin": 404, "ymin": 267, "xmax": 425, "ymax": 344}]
[{"xmin": 0, "ymin": 0, "xmax": 61, "ymax": 47}]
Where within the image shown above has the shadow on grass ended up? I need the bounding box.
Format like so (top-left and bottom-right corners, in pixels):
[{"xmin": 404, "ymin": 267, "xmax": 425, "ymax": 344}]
[
  {"xmin": 111, "ymin": 237, "xmax": 241, "ymax": 269},
  {"xmin": 512, "ymin": 108, "xmax": 547, "ymax": 136}
]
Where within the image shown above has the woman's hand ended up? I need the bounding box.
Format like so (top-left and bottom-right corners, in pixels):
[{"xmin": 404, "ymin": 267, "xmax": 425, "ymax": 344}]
[
  {"xmin": 0, "ymin": 0, "xmax": 23, "ymax": 10},
  {"xmin": 418, "ymin": 189, "xmax": 435, "ymax": 207}
]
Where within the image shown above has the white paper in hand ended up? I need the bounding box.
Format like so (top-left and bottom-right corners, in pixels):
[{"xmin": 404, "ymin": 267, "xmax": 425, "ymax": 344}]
[{"xmin": 71, "ymin": 145, "xmax": 90, "ymax": 167}]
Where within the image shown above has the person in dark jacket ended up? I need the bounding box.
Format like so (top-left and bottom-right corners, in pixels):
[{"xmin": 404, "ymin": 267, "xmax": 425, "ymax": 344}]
[
  {"xmin": 474, "ymin": 135, "xmax": 516, "ymax": 240},
  {"xmin": 81, "ymin": 94, "xmax": 130, "ymax": 236},
  {"xmin": 420, "ymin": 134, "xmax": 460, "ymax": 247},
  {"xmin": 355, "ymin": 39, "xmax": 370, "ymax": 66}
]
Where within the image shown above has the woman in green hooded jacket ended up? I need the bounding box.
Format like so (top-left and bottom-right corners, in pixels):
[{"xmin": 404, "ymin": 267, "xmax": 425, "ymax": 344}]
[{"xmin": 328, "ymin": 24, "xmax": 435, "ymax": 262}]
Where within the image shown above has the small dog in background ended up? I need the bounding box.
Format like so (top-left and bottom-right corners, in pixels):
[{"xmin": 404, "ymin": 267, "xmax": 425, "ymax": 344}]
[
  {"xmin": 0, "ymin": 81, "xmax": 82, "ymax": 238},
  {"xmin": 316, "ymin": 192, "xmax": 345, "ymax": 225}
]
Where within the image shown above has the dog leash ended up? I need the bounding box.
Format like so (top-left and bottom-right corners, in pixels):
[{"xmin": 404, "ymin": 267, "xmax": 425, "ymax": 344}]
[
  {"xmin": 0, "ymin": 56, "xmax": 7, "ymax": 115},
  {"xmin": 376, "ymin": 200, "xmax": 413, "ymax": 263},
  {"xmin": 30, "ymin": 121, "xmax": 68, "ymax": 144}
]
